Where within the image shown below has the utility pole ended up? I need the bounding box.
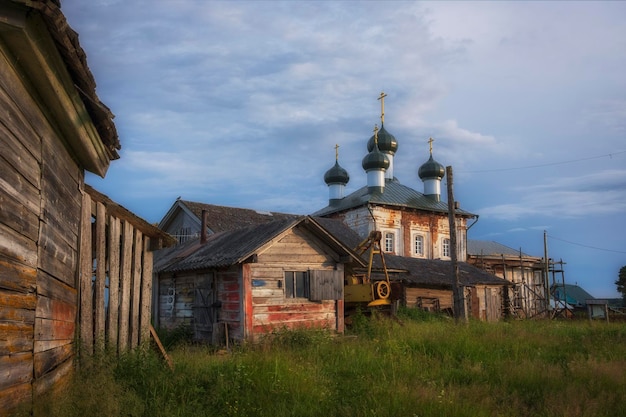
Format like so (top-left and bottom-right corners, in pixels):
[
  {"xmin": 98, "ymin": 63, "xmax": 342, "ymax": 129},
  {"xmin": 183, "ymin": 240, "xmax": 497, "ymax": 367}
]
[
  {"xmin": 543, "ymin": 230, "xmax": 551, "ymax": 317},
  {"xmin": 446, "ymin": 166, "xmax": 466, "ymax": 323}
]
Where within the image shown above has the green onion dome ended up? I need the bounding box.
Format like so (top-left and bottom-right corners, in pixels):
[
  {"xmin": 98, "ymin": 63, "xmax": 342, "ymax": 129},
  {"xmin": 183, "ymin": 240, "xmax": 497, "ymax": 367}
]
[
  {"xmin": 362, "ymin": 143, "xmax": 390, "ymax": 172},
  {"xmin": 367, "ymin": 123, "xmax": 398, "ymax": 154},
  {"xmin": 418, "ymin": 154, "xmax": 445, "ymax": 180},
  {"xmin": 324, "ymin": 161, "xmax": 350, "ymax": 185}
]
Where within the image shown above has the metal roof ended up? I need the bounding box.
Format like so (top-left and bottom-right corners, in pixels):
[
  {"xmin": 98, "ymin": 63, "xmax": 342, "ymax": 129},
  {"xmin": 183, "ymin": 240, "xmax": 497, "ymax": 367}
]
[
  {"xmin": 313, "ymin": 179, "xmax": 476, "ymax": 217},
  {"xmin": 467, "ymin": 240, "xmax": 534, "ymax": 258}
]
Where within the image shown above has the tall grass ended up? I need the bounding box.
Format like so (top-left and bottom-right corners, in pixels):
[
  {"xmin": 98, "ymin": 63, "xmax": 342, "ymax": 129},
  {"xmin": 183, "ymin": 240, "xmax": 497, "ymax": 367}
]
[{"xmin": 21, "ymin": 311, "xmax": 626, "ymax": 417}]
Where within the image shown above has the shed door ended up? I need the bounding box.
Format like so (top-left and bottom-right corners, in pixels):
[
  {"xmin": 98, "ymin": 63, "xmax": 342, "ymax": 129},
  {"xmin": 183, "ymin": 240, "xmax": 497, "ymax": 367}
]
[{"xmin": 193, "ymin": 273, "xmax": 216, "ymax": 342}]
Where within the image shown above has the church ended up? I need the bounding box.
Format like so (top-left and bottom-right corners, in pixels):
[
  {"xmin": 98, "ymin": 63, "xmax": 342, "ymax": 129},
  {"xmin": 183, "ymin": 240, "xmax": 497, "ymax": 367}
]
[{"xmin": 314, "ymin": 92, "xmax": 476, "ymax": 262}]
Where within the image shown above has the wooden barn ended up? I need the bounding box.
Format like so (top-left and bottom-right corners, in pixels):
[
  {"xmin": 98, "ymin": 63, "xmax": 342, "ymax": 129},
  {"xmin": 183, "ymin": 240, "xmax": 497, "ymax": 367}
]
[
  {"xmin": 0, "ymin": 1, "xmax": 174, "ymax": 414},
  {"xmin": 153, "ymin": 216, "xmax": 364, "ymax": 343}
]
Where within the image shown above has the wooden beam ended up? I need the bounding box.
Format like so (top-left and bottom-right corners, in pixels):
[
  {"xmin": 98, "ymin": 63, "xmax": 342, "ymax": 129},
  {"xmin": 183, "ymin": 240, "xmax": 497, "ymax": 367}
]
[
  {"xmin": 140, "ymin": 236, "xmax": 153, "ymax": 345},
  {"xmin": 94, "ymin": 201, "xmax": 106, "ymax": 351},
  {"xmin": 78, "ymin": 191, "xmax": 93, "ymax": 353},
  {"xmin": 106, "ymin": 216, "xmax": 120, "ymax": 350}
]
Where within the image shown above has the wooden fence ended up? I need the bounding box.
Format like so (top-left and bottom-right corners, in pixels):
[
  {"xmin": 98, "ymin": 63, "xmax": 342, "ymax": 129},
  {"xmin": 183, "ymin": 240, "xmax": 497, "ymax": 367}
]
[{"xmin": 79, "ymin": 185, "xmax": 174, "ymax": 354}]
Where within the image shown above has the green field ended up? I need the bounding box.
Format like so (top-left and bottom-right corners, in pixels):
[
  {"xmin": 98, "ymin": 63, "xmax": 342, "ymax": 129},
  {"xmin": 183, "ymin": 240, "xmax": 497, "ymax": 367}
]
[{"xmin": 24, "ymin": 310, "xmax": 626, "ymax": 417}]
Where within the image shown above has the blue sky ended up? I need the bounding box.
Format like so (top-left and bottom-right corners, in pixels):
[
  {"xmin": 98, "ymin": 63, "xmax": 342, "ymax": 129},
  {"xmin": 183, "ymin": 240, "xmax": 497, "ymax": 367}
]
[{"xmin": 63, "ymin": 1, "xmax": 626, "ymax": 298}]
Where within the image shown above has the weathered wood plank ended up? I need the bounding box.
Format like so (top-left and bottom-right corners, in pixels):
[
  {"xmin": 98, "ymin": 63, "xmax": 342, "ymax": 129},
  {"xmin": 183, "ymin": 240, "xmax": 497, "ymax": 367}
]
[
  {"xmin": 106, "ymin": 216, "xmax": 120, "ymax": 348},
  {"xmin": 37, "ymin": 222, "xmax": 77, "ymax": 286},
  {"xmin": 0, "ymin": 222, "xmax": 37, "ymax": 268},
  {"xmin": 78, "ymin": 191, "xmax": 93, "ymax": 353},
  {"xmin": 94, "ymin": 201, "xmax": 106, "ymax": 349},
  {"xmin": 33, "ymin": 343, "xmax": 73, "ymax": 378},
  {"xmin": 0, "ymin": 45, "xmax": 49, "ymax": 159},
  {"xmin": 0, "ymin": 321, "xmax": 33, "ymax": 355},
  {"xmin": 32, "ymin": 355, "xmax": 73, "ymax": 401},
  {"xmin": 130, "ymin": 228, "xmax": 142, "ymax": 349},
  {"xmin": 0, "ymin": 289, "xmax": 36, "ymax": 323},
  {"xmin": 35, "ymin": 296, "xmax": 76, "ymax": 323},
  {"xmin": 118, "ymin": 220, "xmax": 133, "ymax": 352},
  {"xmin": 0, "ymin": 381, "xmax": 32, "ymax": 416},
  {"xmin": 34, "ymin": 339, "xmax": 72, "ymax": 353},
  {"xmin": 0, "ymin": 182, "xmax": 39, "ymax": 242},
  {"xmin": 34, "ymin": 318, "xmax": 74, "ymax": 341},
  {"xmin": 140, "ymin": 236, "xmax": 152, "ymax": 344},
  {"xmin": 0, "ymin": 254, "xmax": 36, "ymax": 293},
  {"xmin": 36, "ymin": 269, "xmax": 77, "ymax": 304},
  {"xmin": 0, "ymin": 351, "xmax": 32, "ymax": 390}
]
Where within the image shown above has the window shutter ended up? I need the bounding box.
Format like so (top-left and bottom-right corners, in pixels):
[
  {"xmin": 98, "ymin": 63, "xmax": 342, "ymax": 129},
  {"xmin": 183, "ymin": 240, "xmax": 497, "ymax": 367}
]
[{"xmin": 309, "ymin": 270, "xmax": 343, "ymax": 301}]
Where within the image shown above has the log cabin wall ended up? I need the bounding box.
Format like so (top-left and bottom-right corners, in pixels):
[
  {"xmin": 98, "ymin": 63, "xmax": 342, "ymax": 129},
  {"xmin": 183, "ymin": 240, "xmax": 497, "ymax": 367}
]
[{"xmin": 0, "ymin": 30, "xmax": 84, "ymax": 411}]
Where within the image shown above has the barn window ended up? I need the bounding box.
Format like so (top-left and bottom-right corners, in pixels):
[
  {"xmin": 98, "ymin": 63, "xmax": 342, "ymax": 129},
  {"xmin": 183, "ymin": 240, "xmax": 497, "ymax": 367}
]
[
  {"xmin": 284, "ymin": 271, "xmax": 310, "ymax": 299},
  {"xmin": 384, "ymin": 232, "xmax": 394, "ymax": 253},
  {"xmin": 414, "ymin": 234, "xmax": 424, "ymax": 257},
  {"xmin": 442, "ymin": 238, "xmax": 451, "ymax": 258}
]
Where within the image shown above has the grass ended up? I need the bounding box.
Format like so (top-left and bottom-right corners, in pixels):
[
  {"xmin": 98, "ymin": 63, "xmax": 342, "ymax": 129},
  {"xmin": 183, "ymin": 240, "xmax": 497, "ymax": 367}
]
[{"xmin": 21, "ymin": 310, "xmax": 626, "ymax": 417}]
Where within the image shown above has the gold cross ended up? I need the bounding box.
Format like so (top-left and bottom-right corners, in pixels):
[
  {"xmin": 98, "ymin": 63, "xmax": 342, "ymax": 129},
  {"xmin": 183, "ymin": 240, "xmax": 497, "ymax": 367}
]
[
  {"xmin": 373, "ymin": 125, "xmax": 379, "ymax": 145},
  {"xmin": 428, "ymin": 137, "xmax": 434, "ymax": 155},
  {"xmin": 334, "ymin": 144, "xmax": 339, "ymax": 161},
  {"xmin": 378, "ymin": 91, "xmax": 387, "ymax": 124}
]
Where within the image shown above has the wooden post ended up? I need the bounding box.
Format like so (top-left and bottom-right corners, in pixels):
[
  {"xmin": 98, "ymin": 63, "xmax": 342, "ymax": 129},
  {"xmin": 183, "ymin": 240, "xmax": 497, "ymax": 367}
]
[
  {"xmin": 446, "ymin": 166, "xmax": 466, "ymax": 323},
  {"xmin": 107, "ymin": 216, "xmax": 121, "ymax": 349},
  {"xmin": 140, "ymin": 236, "xmax": 153, "ymax": 345},
  {"xmin": 79, "ymin": 191, "xmax": 93, "ymax": 354},
  {"xmin": 130, "ymin": 229, "xmax": 143, "ymax": 349},
  {"xmin": 118, "ymin": 221, "xmax": 133, "ymax": 352},
  {"xmin": 544, "ymin": 230, "xmax": 551, "ymax": 317},
  {"xmin": 94, "ymin": 202, "xmax": 107, "ymax": 351}
]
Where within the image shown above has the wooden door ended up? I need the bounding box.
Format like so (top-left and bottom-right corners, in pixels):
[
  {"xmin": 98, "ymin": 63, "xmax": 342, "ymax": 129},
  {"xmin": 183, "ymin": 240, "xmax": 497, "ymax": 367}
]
[{"xmin": 193, "ymin": 273, "xmax": 216, "ymax": 342}]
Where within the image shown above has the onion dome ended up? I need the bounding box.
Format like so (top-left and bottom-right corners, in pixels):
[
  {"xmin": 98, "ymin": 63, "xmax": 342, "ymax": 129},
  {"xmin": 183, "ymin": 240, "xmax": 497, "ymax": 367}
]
[
  {"xmin": 367, "ymin": 123, "xmax": 398, "ymax": 154},
  {"xmin": 418, "ymin": 154, "xmax": 445, "ymax": 180},
  {"xmin": 362, "ymin": 143, "xmax": 390, "ymax": 172},
  {"xmin": 324, "ymin": 161, "xmax": 350, "ymax": 185}
]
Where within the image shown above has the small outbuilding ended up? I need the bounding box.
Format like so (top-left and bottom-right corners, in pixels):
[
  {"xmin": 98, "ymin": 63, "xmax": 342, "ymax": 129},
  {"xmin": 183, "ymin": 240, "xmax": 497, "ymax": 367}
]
[{"xmin": 153, "ymin": 216, "xmax": 365, "ymax": 343}]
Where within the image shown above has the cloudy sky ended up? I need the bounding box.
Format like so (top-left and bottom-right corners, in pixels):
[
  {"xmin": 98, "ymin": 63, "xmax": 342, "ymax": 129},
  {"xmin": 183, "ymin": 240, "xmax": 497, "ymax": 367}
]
[{"xmin": 62, "ymin": 1, "xmax": 625, "ymax": 298}]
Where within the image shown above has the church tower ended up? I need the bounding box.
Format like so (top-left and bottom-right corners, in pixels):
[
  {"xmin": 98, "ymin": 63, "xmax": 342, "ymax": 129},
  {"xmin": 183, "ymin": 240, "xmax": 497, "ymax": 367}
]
[
  {"xmin": 418, "ymin": 138, "xmax": 445, "ymax": 202},
  {"xmin": 324, "ymin": 144, "xmax": 350, "ymax": 205}
]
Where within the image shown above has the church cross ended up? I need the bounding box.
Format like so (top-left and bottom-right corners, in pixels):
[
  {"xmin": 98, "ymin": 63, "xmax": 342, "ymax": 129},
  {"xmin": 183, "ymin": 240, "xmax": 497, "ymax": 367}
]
[
  {"xmin": 335, "ymin": 144, "xmax": 339, "ymax": 161},
  {"xmin": 428, "ymin": 137, "xmax": 434, "ymax": 155},
  {"xmin": 378, "ymin": 91, "xmax": 387, "ymax": 124}
]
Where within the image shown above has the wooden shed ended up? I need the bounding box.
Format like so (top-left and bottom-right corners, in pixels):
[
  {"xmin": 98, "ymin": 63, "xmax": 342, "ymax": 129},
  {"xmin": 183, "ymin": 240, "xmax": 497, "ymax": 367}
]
[
  {"xmin": 0, "ymin": 1, "xmax": 174, "ymax": 414},
  {"xmin": 154, "ymin": 216, "xmax": 364, "ymax": 343}
]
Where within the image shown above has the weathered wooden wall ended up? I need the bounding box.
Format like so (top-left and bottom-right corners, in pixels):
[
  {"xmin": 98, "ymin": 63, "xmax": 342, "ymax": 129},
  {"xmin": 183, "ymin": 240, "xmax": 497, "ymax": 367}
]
[
  {"xmin": 405, "ymin": 287, "xmax": 454, "ymax": 311},
  {"xmin": 249, "ymin": 227, "xmax": 342, "ymax": 340},
  {"xmin": 78, "ymin": 190, "xmax": 155, "ymax": 355},
  {"xmin": 0, "ymin": 34, "xmax": 81, "ymax": 412}
]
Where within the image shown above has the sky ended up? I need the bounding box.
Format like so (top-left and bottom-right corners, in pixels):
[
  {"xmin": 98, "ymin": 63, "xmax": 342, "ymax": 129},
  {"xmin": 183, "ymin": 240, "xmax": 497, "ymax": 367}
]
[{"xmin": 62, "ymin": 1, "xmax": 625, "ymax": 298}]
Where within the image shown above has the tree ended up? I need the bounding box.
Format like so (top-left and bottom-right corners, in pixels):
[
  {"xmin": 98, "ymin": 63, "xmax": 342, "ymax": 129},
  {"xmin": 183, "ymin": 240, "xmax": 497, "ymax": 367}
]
[{"xmin": 616, "ymin": 266, "xmax": 626, "ymax": 305}]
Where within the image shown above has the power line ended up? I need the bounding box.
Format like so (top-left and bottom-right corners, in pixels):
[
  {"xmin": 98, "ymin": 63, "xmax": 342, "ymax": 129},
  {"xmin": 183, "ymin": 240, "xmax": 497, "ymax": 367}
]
[
  {"xmin": 548, "ymin": 234, "xmax": 626, "ymax": 254},
  {"xmin": 461, "ymin": 150, "xmax": 626, "ymax": 173}
]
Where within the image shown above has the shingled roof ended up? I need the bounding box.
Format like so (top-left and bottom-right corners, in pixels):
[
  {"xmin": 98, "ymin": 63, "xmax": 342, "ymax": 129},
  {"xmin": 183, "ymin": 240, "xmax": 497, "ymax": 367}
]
[
  {"xmin": 154, "ymin": 216, "xmax": 365, "ymax": 273},
  {"xmin": 179, "ymin": 200, "xmax": 298, "ymax": 234},
  {"xmin": 11, "ymin": 0, "xmax": 120, "ymax": 160},
  {"xmin": 468, "ymin": 240, "xmax": 534, "ymax": 258},
  {"xmin": 313, "ymin": 179, "xmax": 476, "ymax": 217}
]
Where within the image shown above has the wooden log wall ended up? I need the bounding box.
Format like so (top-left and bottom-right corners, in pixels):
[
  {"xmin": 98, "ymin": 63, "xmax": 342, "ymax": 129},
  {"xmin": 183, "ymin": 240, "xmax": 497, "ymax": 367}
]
[{"xmin": 78, "ymin": 191, "xmax": 154, "ymax": 354}]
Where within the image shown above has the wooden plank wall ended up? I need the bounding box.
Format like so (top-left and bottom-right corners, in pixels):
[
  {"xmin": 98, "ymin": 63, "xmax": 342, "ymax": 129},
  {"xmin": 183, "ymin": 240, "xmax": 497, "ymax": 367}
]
[{"xmin": 78, "ymin": 191, "xmax": 154, "ymax": 354}]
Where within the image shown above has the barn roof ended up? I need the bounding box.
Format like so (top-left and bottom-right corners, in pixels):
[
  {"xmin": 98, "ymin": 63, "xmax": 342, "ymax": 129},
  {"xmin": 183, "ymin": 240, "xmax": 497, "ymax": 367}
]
[
  {"xmin": 161, "ymin": 199, "xmax": 299, "ymax": 234},
  {"xmin": 154, "ymin": 216, "xmax": 365, "ymax": 273},
  {"xmin": 5, "ymin": 0, "xmax": 120, "ymax": 169},
  {"xmin": 312, "ymin": 179, "xmax": 476, "ymax": 217}
]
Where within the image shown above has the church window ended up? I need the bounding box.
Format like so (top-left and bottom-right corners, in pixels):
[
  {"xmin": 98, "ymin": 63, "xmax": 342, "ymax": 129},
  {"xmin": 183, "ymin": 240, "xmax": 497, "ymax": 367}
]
[
  {"xmin": 384, "ymin": 232, "xmax": 395, "ymax": 253},
  {"xmin": 442, "ymin": 238, "xmax": 451, "ymax": 258},
  {"xmin": 414, "ymin": 235, "xmax": 424, "ymax": 256}
]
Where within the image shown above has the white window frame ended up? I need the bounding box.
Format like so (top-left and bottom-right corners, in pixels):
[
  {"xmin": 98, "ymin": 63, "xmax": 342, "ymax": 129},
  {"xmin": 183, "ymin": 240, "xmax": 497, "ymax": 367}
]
[
  {"xmin": 413, "ymin": 234, "xmax": 424, "ymax": 257},
  {"xmin": 384, "ymin": 231, "xmax": 395, "ymax": 253},
  {"xmin": 442, "ymin": 238, "xmax": 451, "ymax": 258}
]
